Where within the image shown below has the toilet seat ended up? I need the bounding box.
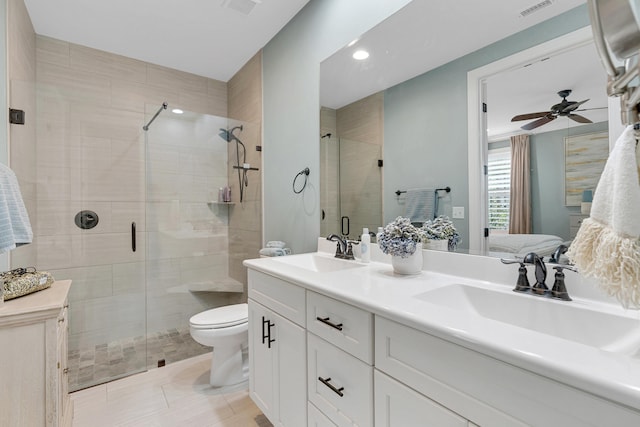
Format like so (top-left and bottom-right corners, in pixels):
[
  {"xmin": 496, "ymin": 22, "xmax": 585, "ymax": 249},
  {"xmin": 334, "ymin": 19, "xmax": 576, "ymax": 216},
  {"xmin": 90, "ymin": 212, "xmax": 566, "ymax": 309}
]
[{"xmin": 189, "ymin": 303, "xmax": 248, "ymax": 329}]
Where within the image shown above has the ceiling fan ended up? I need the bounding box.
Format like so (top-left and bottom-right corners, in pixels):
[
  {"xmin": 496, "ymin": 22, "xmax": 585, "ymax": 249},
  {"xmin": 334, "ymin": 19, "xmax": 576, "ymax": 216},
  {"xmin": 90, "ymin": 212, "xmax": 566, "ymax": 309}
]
[{"xmin": 511, "ymin": 89, "xmax": 601, "ymax": 131}]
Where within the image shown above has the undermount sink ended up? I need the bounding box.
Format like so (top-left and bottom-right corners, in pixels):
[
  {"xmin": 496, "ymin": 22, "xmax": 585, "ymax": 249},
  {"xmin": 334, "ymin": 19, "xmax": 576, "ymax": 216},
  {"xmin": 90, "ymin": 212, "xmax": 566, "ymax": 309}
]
[
  {"xmin": 416, "ymin": 284, "xmax": 640, "ymax": 352},
  {"xmin": 271, "ymin": 253, "xmax": 366, "ymax": 273}
]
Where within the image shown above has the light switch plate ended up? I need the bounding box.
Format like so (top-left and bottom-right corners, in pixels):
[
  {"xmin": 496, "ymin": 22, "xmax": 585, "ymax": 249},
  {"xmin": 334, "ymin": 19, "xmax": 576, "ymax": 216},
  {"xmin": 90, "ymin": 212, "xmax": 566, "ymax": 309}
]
[{"xmin": 452, "ymin": 206, "xmax": 464, "ymax": 219}]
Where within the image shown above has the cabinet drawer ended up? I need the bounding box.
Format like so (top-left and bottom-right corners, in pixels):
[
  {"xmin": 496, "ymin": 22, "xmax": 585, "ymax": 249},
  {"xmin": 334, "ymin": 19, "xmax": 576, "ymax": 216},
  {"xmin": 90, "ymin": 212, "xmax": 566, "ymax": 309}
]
[
  {"xmin": 248, "ymin": 270, "xmax": 306, "ymax": 326},
  {"xmin": 308, "ymin": 333, "xmax": 373, "ymax": 427},
  {"xmin": 307, "ymin": 291, "xmax": 373, "ymax": 364},
  {"xmin": 375, "ymin": 316, "xmax": 640, "ymax": 427},
  {"xmin": 375, "ymin": 370, "xmax": 467, "ymax": 427},
  {"xmin": 308, "ymin": 402, "xmax": 338, "ymax": 427}
]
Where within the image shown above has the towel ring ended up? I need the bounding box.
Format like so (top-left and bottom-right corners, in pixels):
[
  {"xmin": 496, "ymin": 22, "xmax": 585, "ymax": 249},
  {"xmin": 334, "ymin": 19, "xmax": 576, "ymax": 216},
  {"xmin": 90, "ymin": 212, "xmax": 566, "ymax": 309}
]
[{"xmin": 293, "ymin": 167, "xmax": 310, "ymax": 194}]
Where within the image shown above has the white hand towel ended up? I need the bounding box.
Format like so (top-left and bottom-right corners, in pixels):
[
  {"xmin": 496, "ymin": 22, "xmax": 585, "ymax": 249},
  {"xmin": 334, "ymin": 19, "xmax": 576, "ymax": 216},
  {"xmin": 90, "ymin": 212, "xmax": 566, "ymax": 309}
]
[
  {"xmin": 567, "ymin": 125, "xmax": 640, "ymax": 308},
  {"xmin": 0, "ymin": 164, "xmax": 33, "ymax": 253}
]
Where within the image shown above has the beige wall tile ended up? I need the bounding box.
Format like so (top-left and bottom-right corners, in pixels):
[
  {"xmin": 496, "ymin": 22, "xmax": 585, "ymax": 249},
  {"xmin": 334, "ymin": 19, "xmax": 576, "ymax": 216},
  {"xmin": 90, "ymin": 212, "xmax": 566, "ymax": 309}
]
[
  {"xmin": 147, "ymin": 63, "xmax": 208, "ymax": 94},
  {"xmin": 228, "ymin": 52, "xmax": 261, "ymax": 123},
  {"xmin": 228, "ymin": 201, "xmax": 261, "ymax": 232},
  {"xmin": 36, "ymin": 36, "xmax": 69, "ymax": 67},
  {"xmin": 37, "ymin": 232, "xmax": 145, "ymax": 270},
  {"xmin": 70, "ymin": 44, "xmax": 147, "ymax": 84},
  {"xmin": 179, "ymin": 91, "xmax": 225, "ymax": 117},
  {"xmin": 112, "ymin": 80, "xmax": 180, "ymax": 113},
  {"xmin": 37, "ymin": 61, "xmax": 112, "ymax": 105},
  {"xmin": 50, "ymin": 265, "xmax": 114, "ymax": 302},
  {"xmin": 8, "ymin": 0, "xmax": 36, "ymax": 80},
  {"xmin": 337, "ymin": 92, "xmax": 384, "ymax": 146},
  {"xmin": 226, "ymin": 51, "xmax": 263, "ymax": 288},
  {"xmin": 112, "ymin": 262, "xmax": 145, "ymax": 295},
  {"xmin": 8, "ymin": 0, "xmax": 37, "ymax": 268}
]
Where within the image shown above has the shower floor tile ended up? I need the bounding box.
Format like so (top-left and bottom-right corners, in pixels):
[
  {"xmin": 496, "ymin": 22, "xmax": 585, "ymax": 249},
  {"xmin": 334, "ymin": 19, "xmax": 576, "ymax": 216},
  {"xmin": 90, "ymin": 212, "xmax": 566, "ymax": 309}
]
[{"xmin": 69, "ymin": 326, "xmax": 209, "ymax": 392}]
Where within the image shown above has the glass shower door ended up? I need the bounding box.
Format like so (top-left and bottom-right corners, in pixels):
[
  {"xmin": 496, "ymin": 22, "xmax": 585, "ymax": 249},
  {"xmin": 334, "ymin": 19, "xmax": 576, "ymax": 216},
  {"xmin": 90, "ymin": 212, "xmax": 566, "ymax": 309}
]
[
  {"xmin": 143, "ymin": 105, "xmax": 245, "ymax": 369},
  {"xmin": 35, "ymin": 79, "xmax": 148, "ymax": 390}
]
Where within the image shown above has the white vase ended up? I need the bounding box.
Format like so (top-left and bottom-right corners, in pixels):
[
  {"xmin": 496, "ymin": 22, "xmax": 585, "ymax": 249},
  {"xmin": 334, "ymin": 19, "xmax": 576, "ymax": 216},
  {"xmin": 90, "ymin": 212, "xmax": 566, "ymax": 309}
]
[
  {"xmin": 425, "ymin": 239, "xmax": 448, "ymax": 251},
  {"xmin": 391, "ymin": 243, "xmax": 423, "ymax": 275}
]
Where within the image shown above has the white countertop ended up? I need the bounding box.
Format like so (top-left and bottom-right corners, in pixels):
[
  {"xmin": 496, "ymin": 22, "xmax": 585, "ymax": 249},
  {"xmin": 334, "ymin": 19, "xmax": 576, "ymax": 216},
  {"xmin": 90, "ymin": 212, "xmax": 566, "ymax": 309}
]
[{"xmin": 244, "ymin": 245, "xmax": 640, "ymax": 412}]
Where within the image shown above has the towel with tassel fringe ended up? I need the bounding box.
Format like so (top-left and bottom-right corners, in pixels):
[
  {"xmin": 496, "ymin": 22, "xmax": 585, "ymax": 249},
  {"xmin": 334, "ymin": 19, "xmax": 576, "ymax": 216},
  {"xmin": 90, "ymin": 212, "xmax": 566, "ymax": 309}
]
[{"xmin": 567, "ymin": 126, "xmax": 640, "ymax": 308}]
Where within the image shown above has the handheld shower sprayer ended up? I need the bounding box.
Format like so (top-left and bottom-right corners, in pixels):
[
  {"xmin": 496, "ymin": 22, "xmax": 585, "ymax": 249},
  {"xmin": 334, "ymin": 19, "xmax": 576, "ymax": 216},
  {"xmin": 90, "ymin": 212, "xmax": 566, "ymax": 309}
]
[{"xmin": 218, "ymin": 124, "xmax": 256, "ymax": 202}]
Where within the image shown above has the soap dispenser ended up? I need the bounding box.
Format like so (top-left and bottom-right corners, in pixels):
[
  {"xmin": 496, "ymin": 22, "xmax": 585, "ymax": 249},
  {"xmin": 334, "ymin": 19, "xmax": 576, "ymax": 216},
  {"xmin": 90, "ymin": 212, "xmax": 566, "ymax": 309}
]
[{"xmin": 361, "ymin": 228, "xmax": 370, "ymax": 263}]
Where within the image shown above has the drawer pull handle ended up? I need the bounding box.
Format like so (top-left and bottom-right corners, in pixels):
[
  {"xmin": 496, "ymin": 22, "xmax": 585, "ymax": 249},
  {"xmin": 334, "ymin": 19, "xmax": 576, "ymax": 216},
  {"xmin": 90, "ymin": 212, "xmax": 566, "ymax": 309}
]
[
  {"xmin": 318, "ymin": 377, "xmax": 344, "ymax": 397},
  {"xmin": 58, "ymin": 318, "xmax": 65, "ymax": 323},
  {"xmin": 316, "ymin": 316, "xmax": 343, "ymax": 331}
]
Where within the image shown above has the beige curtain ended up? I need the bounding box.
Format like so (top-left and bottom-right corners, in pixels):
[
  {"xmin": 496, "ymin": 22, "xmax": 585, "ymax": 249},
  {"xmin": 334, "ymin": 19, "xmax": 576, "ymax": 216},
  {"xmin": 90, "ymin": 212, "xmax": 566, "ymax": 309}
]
[{"xmin": 509, "ymin": 134, "xmax": 532, "ymax": 234}]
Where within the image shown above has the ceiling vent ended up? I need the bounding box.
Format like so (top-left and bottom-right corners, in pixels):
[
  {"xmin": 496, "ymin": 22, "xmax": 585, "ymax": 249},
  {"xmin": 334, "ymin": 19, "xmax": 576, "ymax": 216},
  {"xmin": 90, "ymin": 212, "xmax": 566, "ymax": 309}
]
[
  {"xmin": 520, "ymin": 0, "xmax": 554, "ymax": 18},
  {"xmin": 222, "ymin": 0, "xmax": 261, "ymax": 15}
]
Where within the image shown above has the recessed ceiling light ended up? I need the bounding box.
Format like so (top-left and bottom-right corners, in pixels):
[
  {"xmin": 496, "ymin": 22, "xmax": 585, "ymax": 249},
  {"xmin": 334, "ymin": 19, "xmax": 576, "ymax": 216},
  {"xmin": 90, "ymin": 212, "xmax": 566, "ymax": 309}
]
[
  {"xmin": 172, "ymin": 109, "xmax": 184, "ymax": 114},
  {"xmin": 353, "ymin": 50, "xmax": 369, "ymax": 60}
]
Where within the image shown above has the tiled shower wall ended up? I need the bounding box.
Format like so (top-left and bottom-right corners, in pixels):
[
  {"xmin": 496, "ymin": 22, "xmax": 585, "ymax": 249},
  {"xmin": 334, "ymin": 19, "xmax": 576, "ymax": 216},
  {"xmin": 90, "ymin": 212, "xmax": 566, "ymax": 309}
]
[
  {"xmin": 7, "ymin": 0, "xmax": 37, "ymax": 268},
  {"xmin": 33, "ymin": 35, "xmax": 240, "ymax": 364},
  {"xmin": 320, "ymin": 93, "xmax": 383, "ymax": 238},
  {"xmin": 320, "ymin": 107, "xmax": 339, "ymax": 237},
  {"xmin": 228, "ymin": 52, "xmax": 263, "ymax": 287}
]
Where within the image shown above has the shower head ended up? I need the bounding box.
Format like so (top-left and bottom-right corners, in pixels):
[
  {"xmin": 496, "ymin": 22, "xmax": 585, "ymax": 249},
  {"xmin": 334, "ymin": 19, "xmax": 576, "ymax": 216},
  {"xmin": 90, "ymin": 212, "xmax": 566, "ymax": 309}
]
[{"xmin": 219, "ymin": 125, "xmax": 244, "ymax": 143}]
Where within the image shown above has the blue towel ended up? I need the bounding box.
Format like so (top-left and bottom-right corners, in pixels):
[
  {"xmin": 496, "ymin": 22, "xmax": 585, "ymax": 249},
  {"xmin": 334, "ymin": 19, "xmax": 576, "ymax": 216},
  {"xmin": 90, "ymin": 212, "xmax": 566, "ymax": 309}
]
[
  {"xmin": 0, "ymin": 164, "xmax": 33, "ymax": 253},
  {"xmin": 404, "ymin": 188, "xmax": 435, "ymax": 224}
]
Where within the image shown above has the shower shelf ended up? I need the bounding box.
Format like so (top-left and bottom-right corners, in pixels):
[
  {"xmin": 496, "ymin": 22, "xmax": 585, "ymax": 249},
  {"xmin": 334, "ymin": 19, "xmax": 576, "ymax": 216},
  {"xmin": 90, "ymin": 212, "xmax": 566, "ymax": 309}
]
[{"xmin": 208, "ymin": 201, "xmax": 235, "ymax": 206}]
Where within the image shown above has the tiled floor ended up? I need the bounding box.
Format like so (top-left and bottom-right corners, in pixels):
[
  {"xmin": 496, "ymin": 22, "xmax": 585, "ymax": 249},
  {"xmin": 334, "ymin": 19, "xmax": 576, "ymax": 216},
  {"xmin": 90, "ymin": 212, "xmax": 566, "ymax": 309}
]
[
  {"xmin": 69, "ymin": 327, "xmax": 210, "ymax": 391},
  {"xmin": 71, "ymin": 353, "xmax": 271, "ymax": 427}
]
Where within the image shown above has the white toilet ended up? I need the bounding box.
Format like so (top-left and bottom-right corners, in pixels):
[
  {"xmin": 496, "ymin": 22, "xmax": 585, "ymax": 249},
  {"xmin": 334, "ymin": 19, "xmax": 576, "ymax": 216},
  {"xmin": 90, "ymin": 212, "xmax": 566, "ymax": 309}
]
[{"xmin": 189, "ymin": 303, "xmax": 249, "ymax": 387}]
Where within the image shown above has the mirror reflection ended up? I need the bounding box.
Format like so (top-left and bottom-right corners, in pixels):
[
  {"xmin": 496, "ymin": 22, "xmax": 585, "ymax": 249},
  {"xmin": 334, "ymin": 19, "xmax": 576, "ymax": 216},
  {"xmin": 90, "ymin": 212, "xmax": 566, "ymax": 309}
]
[
  {"xmin": 319, "ymin": 3, "xmax": 607, "ymax": 259},
  {"xmin": 484, "ymin": 41, "xmax": 608, "ymax": 259}
]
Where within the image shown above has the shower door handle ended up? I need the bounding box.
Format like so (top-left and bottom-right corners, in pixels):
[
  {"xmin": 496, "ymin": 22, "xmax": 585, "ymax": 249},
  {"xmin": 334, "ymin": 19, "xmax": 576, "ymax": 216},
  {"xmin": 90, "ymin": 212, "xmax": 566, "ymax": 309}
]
[
  {"xmin": 131, "ymin": 222, "xmax": 136, "ymax": 252},
  {"xmin": 341, "ymin": 216, "xmax": 350, "ymax": 236}
]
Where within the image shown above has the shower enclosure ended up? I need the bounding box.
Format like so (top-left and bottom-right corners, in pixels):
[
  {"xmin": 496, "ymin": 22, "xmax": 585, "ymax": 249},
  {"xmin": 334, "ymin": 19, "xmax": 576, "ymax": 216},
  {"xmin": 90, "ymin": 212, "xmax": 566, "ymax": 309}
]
[
  {"xmin": 320, "ymin": 134, "xmax": 382, "ymax": 239},
  {"xmin": 35, "ymin": 100, "xmax": 254, "ymax": 391}
]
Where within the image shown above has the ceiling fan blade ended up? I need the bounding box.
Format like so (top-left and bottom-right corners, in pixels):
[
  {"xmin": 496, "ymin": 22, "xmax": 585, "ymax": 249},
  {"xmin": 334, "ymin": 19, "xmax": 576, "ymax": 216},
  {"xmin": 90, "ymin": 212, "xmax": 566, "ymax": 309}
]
[
  {"xmin": 521, "ymin": 115, "xmax": 555, "ymax": 130},
  {"xmin": 561, "ymin": 99, "xmax": 589, "ymax": 113},
  {"xmin": 575, "ymin": 106, "xmax": 607, "ymax": 112},
  {"xmin": 511, "ymin": 111, "xmax": 551, "ymax": 121},
  {"xmin": 568, "ymin": 114, "xmax": 593, "ymax": 124}
]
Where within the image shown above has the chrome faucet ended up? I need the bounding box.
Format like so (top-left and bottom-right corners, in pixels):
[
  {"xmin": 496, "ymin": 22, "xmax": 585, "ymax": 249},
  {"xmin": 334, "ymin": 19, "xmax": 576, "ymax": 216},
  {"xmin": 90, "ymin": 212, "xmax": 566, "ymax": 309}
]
[{"xmin": 326, "ymin": 234, "xmax": 357, "ymax": 260}]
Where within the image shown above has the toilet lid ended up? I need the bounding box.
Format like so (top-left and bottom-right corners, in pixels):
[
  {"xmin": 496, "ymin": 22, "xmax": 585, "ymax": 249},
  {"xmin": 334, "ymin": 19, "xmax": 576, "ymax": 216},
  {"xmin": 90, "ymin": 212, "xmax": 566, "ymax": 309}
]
[{"xmin": 190, "ymin": 303, "xmax": 248, "ymax": 329}]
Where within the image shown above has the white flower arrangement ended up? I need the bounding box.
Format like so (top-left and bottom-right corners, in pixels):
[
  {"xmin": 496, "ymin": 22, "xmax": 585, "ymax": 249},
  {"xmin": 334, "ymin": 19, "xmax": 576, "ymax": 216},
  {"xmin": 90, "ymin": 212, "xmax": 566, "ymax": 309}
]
[
  {"xmin": 422, "ymin": 215, "xmax": 460, "ymax": 251},
  {"xmin": 378, "ymin": 216, "xmax": 424, "ymax": 258}
]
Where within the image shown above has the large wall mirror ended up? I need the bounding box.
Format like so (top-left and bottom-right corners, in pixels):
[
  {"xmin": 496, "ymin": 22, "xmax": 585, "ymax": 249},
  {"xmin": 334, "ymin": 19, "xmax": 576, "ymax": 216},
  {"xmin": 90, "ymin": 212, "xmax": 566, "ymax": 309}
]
[{"xmin": 319, "ymin": 0, "xmax": 608, "ymax": 259}]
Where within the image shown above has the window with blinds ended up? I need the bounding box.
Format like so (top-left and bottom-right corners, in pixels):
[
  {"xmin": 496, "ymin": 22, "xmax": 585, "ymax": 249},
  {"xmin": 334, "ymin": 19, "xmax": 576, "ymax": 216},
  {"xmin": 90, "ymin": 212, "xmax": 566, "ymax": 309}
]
[{"xmin": 488, "ymin": 147, "xmax": 511, "ymax": 231}]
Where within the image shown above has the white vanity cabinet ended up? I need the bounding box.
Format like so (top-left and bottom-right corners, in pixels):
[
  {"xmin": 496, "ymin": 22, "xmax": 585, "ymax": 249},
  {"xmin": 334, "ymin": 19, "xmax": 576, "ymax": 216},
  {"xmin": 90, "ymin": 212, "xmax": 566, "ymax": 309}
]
[
  {"xmin": 0, "ymin": 280, "xmax": 73, "ymax": 427},
  {"xmin": 248, "ymin": 270, "xmax": 306, "ymax": 426},
  {"xmin": 246, "ymin": 255, "xmax": 640, "ymax": 427}
]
